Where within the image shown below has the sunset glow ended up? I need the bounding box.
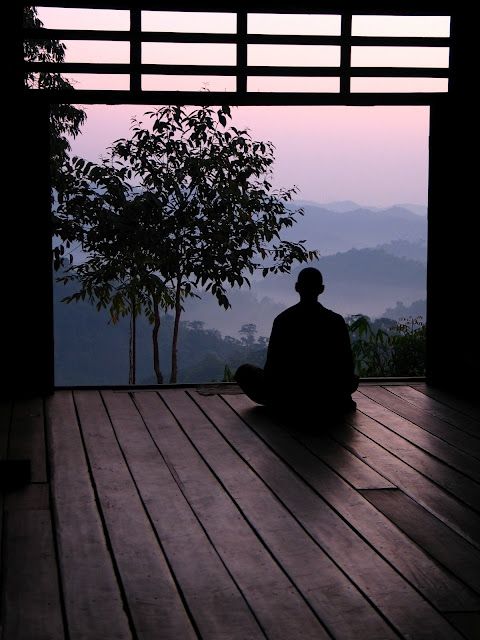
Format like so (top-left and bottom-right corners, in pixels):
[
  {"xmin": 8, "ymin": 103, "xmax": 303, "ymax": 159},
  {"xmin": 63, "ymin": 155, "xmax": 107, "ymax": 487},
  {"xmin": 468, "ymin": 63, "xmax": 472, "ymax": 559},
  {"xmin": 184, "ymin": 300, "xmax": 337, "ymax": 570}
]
[
  {"xmin": 32, "ymin": 8, "xmax": 451, "ymax": 95},
  {"xmin": 31, "ymin": 7, "xmax": 436, "ymax": 204}
]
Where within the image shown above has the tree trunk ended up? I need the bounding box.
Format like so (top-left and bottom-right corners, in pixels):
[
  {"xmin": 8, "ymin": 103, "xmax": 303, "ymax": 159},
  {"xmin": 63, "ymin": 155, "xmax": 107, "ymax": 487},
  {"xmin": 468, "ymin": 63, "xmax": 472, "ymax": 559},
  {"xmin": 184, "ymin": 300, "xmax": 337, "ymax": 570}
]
[
  {"xmin": 129, "ymin": 308, "xmax": 137, "ymax": 385},
  {"xmin": 170, "ymin": 278, "xmax": 182, "ymax": 383},
  {"xmin": 152, "ymin": 297, "xmax": 163, "ymax": 384}
]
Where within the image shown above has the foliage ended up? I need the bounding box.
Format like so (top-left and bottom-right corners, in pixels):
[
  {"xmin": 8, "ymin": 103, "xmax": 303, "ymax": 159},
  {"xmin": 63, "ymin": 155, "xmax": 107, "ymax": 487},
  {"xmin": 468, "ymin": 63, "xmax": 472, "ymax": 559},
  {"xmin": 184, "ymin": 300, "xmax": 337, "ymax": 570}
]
[
  {"xmin": 56, "ymin": 104, "xmax": 318, "ymax": 382},
  {"xmin": 239, "ymin": 323, "xmax": 258, "ymax": 346},
  {"xmin": 222, "ymin": 365, "xmax": 235, "ymax": 383},
  {"xmin": 55, "ymin": 159, "xmax": 176, "ymax": 382},
  {"xmin": 24, "ymin": 7, "xmax": 87, "ymax": 181},
  {"xmin": 24, "ymin": 6, "xmax": 87, "ymax": 271},
  {"xmin": 347, "ymin": 315, "xmax": 425, "ymax": 377},
  {"xmin": 390, "ymin": 316, "xmax": 426, "ymax": 376}
]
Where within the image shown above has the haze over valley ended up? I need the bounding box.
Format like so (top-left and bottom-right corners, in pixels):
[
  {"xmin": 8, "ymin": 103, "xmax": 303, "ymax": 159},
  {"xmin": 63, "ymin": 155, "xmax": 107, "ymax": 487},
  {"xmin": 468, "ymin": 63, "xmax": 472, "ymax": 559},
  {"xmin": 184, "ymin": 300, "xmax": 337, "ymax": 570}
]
[{"xmin": 55, "ymin": 200, "xmax": 427, "ymax": 383}]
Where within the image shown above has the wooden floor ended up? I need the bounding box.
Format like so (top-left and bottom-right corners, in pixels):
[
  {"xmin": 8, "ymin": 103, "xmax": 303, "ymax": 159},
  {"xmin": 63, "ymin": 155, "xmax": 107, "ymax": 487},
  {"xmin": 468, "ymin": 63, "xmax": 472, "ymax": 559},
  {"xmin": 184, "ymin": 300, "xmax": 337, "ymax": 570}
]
[{"xmin": 1, "ymin": 384, "xmax": 480, "ymax": 640}]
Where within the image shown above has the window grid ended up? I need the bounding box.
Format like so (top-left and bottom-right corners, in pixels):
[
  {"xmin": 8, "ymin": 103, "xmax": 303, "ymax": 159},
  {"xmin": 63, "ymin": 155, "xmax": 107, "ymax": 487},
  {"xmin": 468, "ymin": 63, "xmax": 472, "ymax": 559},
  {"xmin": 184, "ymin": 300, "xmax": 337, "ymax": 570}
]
[{"xmin": 23, "ymin": 7, "xmax": 451, "ymax": 102}]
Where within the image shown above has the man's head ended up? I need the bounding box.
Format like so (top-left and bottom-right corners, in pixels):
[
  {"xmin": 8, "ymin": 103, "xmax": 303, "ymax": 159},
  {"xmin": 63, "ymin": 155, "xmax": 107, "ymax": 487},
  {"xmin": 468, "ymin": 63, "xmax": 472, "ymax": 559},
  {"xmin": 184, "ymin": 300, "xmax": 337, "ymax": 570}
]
[{"xmin": 295, "ymin": 267, "xmax": 324, "ymax": 299}]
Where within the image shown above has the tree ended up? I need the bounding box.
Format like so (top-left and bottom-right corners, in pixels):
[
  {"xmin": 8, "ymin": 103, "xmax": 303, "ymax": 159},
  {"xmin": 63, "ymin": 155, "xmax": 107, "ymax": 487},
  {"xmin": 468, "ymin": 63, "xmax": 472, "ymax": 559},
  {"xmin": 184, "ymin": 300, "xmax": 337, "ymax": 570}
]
[
  {"xmin": 390, "ymin": 316, "xmax": 426, "ymax": 376},
  {"xmin": 55, "ymin": 159, "xmax": 175, "ymax": 383},
  {"xmin": 346, "ymin": 315, "xmax": 426, "ymax": 377},
  {"xmin": 239, "ymin": 323, "xmax": 258, "ymax": 346},
  {"xmin": 111, "ymin": 104, "xmax": 318, "ymax": 381},
  {"xmin": 24, "ymin": 6, "xmax": 87, "ymax": 270},
  {"xmin": 56, "ymin": 104, "xmax": 318, "ymax": 384}
]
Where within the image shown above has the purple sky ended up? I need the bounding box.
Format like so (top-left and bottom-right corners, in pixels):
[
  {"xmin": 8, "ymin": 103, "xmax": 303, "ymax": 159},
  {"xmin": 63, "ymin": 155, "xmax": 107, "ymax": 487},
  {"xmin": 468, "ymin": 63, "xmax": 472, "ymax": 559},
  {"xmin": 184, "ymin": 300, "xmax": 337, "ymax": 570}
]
[
  {"xmin": 69, "ymin": 104, "xmax": 430, "ymax": 207},
  {"xmin": 36, "ymin": 7, "xmax": 446, "ymax": 206}
]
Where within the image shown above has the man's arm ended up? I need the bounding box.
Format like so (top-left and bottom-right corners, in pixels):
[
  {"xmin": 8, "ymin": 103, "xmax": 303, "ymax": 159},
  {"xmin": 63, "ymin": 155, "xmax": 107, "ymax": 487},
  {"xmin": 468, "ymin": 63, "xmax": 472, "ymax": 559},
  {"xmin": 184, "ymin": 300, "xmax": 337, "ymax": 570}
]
[
  {"xmin": 264, "ymin": 317, "xmax": 282, "ymax": 379},
  {"xmin": 339, "ymin": 317, "xmax": 358, "ymax": 392}
]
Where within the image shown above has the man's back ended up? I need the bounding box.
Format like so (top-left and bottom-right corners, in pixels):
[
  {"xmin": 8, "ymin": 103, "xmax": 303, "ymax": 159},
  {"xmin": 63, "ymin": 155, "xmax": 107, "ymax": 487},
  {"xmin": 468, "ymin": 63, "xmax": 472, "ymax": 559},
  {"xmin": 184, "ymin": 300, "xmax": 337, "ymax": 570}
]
[
  {"xmin": 234, "ymin": 267, "xmax": 357, "ymax": 414},
  {"xmin": 264, "ymin": 301, "xmax": 355, "ymax": 402}
]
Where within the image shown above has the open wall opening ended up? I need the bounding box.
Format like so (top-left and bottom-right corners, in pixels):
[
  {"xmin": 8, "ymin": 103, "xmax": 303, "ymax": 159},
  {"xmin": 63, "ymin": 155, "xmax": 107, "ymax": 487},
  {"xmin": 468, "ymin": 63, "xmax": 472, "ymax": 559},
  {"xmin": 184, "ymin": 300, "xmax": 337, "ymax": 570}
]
[
  {"xmin": 24, "ymin": 5, "xmax": 451, "ymax": 385},
  {"xmin": 52, "ymin": 103, "xmax": 429, "ymax": 384}
]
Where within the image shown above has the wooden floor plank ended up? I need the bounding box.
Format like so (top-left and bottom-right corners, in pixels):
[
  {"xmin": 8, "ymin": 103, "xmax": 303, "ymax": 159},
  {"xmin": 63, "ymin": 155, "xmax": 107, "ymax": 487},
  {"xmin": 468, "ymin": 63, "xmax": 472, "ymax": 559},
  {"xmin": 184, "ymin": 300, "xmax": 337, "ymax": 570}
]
[
  {"xmin": 2, "ymin": 509, "xmax": 64, "ymax": 640},
  {"xmin": 298, "ymin": 436, "xmax": 396, "ymax": 489},
  {"xmin": 0, "ymin": 401, "xmax": 11, "ymax": 460},
  {"xmin": 102, "ymin": 390, "xmax": 265, "ymax": 640},
  {"xmin": 74, "ymin": 391, "xmax": 196, "ymax": 640},
  {"xmin": 181, "ymin": 393, "xmax": 468, "ymax": 639},
  {"xmin": 222, "ymin": 393, "xmax": 480, "ymax": 615},
  {"xmin": 291, "ymin": 424, "xmax": 395, "ymax": 490},
  {"xmin": 354, "ymin": 395, "xmax": 480, "ymax": 505},
  {"xmin": 412, "ymin": 384, "xmax": 480, "ymax": 421},
  {"xmin": 334, "ymin": 412, "xmax": 480, "ymax": 549},
  {"xmin": 9, "ymin": 398, "xmax": 46, "ymax": 483},
  {"xmin": 46, "ymin": 392, "xmax": 131, "ymax": 640},
  {"xmin": 188, "ymin": 391, "xmax": 402, "ymax": 640},
  {"xmin": 385, "ymin": 386, "xmax": 480, "ymax": 438},
  {"xmin": 360, "ymin": 387, "xmax": 480, "ymax": 459},
  {"xmin": 136, "ymin": 390, "xmax": 331, "ymax": 640},
  {"xmin": 0, "ymin": 400, "xmax": 12, "ymax": 607},
  {"xmin": 360, "ymin": 489, "xmax": 480, "ymax": 595},
  {"xmin": 444, "ymin": 612, "xmax": 480, "ymax": 640},
  {"xmin": 20, "ymin": 385, "xmax": 476, "ymax": 640},
  {"xmin": 4, "ymin": 484, "xmax": 49, "ymax": 512}
]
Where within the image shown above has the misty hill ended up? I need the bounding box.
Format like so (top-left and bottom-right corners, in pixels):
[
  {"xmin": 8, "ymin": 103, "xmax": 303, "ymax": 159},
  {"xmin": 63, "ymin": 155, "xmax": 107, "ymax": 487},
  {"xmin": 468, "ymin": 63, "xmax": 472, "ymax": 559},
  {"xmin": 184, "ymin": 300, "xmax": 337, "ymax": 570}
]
[
  {"xmin": 396, "ymin": 203, "xmax": 428, "ymax": 217},
  {"xmin": 54, "ymin": 280, "xmax": 269, "ymax": 385},
  {"xmin": 376, "ymin": 239, "xmax": 427, "ymax": 263},
  {"xmin": 382, "ymin": 299, "xmax": 426, "ymax": 321},
  {"xmin": 54, "ymin": 199, "xmax": 428, "ymax": 384},
  {"xmin": 251, "ymin": 247, "xmax": 426, "ymax": 322},
  {"xmin": 284, "ymin": 202, "xmax": 427, "ymax": 254},
  {"xmin": 181, "ymin": 247, "xmax": 426, "ymax": 335},
  {"xmin": 306, "ymin": 201, "xmax": 427, "ymax": 217}
]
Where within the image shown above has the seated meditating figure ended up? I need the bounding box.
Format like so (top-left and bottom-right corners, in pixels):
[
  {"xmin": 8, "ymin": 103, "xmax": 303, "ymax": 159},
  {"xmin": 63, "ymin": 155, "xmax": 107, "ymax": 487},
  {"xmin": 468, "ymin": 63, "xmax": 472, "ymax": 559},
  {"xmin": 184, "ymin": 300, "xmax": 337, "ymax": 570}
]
[{"xmin": 234, "ymin": 267, "xmax": 358, "ymax": 417}]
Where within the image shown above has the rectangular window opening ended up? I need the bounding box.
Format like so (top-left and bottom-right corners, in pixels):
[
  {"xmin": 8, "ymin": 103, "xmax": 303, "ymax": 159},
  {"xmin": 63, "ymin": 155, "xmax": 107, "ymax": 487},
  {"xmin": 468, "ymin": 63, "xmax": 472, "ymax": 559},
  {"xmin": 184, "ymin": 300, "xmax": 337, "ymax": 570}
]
[
  {"xmin": 142, "ymin": 42, "xmax": 236, "ymax": 66},
  {"xmin": 142, "ymin": 75, "xmax": 235, "ymax": 92},
  {"xmin": 248, "ymin": 45, "xmax": 340, "ymax": 67},
  {"xmin": 248, "ymin": 77, "xmax": 340, "ymax": 93},
  {"xmin": 33, "ymin": 6, "xmax": 130, "ymax": 30},
  {"xmin": 351, "ymin": 46, "xmax": 450, "ymax": 69},
  {"xmin": 142, "ymin": 11, "xmax": 236, "ymax": 33},
  {"xmin": 352, "ymin": 15, "xmax": 451, "ymax": 38},
  {"xmin": 27, "ymin": 40, "xmax": 130, "ymax": 64},
  {"xmin": 351, "ymin": 77, "xmax": 448, "ymax": 93},
  {"xmin": 52, "ymin": 104, "xmax": 429, "ymax": 384},
  {"xmin": 248, "ymin": 13, "xmax": 341, "ymax": 36}
]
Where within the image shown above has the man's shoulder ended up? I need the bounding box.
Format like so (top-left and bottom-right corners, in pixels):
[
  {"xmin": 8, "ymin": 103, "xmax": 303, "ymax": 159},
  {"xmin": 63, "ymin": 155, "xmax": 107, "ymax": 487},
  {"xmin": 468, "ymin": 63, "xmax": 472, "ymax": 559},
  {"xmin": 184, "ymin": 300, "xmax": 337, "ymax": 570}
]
[
  {"xmin": 273, "ymin": 303, "xmax": 301, "ymax": 322},
  {"xmin": 323, "ymin": 308, "xmax": 346, "ymax": 323},
  {"xmin": 274, "ymin": 303, "xmax": 345, "ymax": 324}
]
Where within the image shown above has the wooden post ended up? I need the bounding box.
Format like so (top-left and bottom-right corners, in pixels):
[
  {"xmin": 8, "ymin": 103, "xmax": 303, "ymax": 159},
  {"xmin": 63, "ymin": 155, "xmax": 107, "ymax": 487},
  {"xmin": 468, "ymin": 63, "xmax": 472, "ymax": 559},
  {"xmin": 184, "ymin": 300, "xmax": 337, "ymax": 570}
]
[{"xmin": 426, "ymin": 9, "xmax": 477, "ymax": 397}]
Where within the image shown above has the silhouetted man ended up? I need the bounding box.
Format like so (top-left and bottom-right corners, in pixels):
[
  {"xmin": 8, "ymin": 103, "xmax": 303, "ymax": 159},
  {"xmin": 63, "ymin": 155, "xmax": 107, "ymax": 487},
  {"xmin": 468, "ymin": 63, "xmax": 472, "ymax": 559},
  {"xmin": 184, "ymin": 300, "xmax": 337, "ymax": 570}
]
[{"xmin": 234, "ymin": 267, "xmax": 358, "ymax": 416}]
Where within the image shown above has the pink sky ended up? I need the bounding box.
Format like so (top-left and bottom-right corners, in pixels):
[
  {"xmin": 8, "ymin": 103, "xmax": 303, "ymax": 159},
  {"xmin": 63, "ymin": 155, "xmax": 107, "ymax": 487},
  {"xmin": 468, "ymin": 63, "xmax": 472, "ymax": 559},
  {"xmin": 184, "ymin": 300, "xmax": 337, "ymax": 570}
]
[
  {"xmin": 69, "ymin": 104, "xmax": 430, "ymax": 207},
  {"xmin": 35, "ymin": 7, "xmax": 441, "ymax": 205}
]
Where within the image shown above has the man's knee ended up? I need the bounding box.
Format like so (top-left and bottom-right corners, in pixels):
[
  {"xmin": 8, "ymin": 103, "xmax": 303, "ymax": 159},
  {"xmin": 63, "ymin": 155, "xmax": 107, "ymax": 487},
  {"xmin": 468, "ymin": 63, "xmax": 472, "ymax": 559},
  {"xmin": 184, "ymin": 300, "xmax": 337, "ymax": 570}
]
[
  {"xmin": 234, "ymin": 363, "xmax": 266, "ymax": 404},
  {"xmin": 234, "ymin": 363, "xmax": 262, "ymax": 384}
]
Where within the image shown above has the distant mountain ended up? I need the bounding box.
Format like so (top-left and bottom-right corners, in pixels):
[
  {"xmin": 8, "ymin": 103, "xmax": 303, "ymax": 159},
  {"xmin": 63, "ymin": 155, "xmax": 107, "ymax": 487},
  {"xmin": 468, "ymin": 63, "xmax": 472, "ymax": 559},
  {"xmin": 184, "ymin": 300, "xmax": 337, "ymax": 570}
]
[
  {"xmin": 253, "ymin": 247, "xmax": 426, "ymax": 319},
  {"xmin": 54, "ymin": 279, "xmax": 270, "ymax": 385},
  {"xmin": 296, "ymin": 200, "xmax": 427, "ymax": 217},
  {"xmin": 54, "ymin": 198, "xmax": 429, "ymax": 384},
  {"xmin": 183, "ymin": 288, "xmax": 283, "ymax": 338},
  {"xmin": 188, "ymin": 247, "xmax": 427, "ymax": 331},
  {"xmin": 54, "ymin": 244, "xmax": 426, "ymax": 384},
  {"xmin": 382, "ymin": 299, "xmax": 426, "ymax": 321},
  {"xmin": 284, "ymin": 202, "xmax": 427, "ymax": 255},
  {"xmin": 396, "ymin": 203, "xmax": 428, "ymax": 217},
  {"xmin": 376, "ymin": 239, "xmax": 427, "ymax": 263},
  {"xmin": 314, "ymin": 200, "xmax": 364, "ymax": 213}
]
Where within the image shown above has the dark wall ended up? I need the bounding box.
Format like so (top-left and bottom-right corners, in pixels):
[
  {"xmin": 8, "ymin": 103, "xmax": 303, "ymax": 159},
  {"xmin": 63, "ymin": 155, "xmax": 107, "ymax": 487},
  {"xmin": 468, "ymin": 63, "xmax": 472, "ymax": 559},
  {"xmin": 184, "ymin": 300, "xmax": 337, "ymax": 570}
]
[
  {"xmin": 427, "ymin": 11, "xmax": 478, "ymax": 397},
  {"xmin": 7, "ymin": 4, "xmax": 477, "ymax": 398},
  {"xmin": 3, "ymin": 102, "xmax": 54, "ymax": 396}
]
